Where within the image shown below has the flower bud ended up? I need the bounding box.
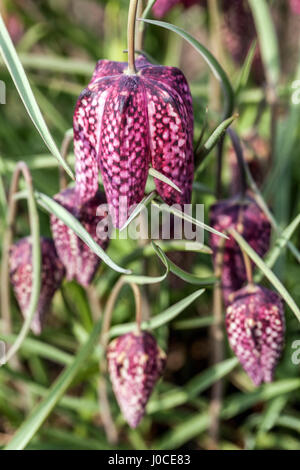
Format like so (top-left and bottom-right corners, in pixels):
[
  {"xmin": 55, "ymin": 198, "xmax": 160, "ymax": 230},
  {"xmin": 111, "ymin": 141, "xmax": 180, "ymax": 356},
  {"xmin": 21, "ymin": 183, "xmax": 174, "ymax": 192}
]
[
  {"xmin": 107, "ymin": 331, "xmax": 166, "ymax": 428},
  {"xmin": 9, "ymin": 237, "xmax": 65, "ymax": 334},
  {"xmin": 226, "ymin": 284, "xmax": 285, "ymax": 386}
]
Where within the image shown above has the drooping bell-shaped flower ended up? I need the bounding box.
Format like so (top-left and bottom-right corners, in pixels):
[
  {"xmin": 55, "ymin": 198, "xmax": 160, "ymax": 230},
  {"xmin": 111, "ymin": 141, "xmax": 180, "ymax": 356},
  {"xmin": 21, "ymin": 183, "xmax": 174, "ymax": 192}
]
[
  {"xmin": 74, "ymin": 55, "xmax": 194, "ymax": 228},
  {"xmin": 152, "ymin": 0, "xmax": 203, "ymax": 18},
  {"xmin": 210, "ymin": 194, "xmax": 271, "ymax": 306},
  {"xmin": 9, "ymin": 237, "xmax": 65, "ymax": 334},
  {"xmin": 50, "ymin": 187, "xmax": 109, "ymax": 287},
  {"xmin": 107, "ymin": 331, "xmax": 166, "ymax": 428},
  {"xmin": 226, "ymin": 284, "xmax": 285, "ymax": 386}
]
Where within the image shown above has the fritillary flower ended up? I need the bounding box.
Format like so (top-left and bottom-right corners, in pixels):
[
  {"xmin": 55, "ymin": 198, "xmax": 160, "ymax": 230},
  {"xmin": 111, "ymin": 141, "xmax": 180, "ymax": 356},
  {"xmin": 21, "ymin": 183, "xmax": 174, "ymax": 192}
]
[
  {"xmin": 50, "ymin": 187, "xmax": 109, "ymax": 287},
  {"xmin": 74, "ymin": 55, "xmax": 194, "ymax": 228},
  {"xmin": 107, "ymin": 331, "xmax": 166, "ymax": 428},
  {"xmin": 226, "ymin": 284, "xmax": 285, "ymax": 385},
  {"xmin": 9, "ymin": 237, "xmax": 65, "ymax": 334}
]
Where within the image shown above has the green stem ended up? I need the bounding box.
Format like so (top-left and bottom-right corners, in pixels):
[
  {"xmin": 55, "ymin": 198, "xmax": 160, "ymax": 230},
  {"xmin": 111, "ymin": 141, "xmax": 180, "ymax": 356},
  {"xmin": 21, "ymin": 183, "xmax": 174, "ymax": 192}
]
[
  {"xmin": 209, "ymin": 237, "xmax": 225, "ymax": 448},
  {"xmin": 59, "ymin": 128, "xmax": 73, "ymax": 191},
  {"xmin": 136, "ymin": 0, "xmax": 144, "ymax": 51},
  {"xmin": 127, "ymin": 0, "xmax": 139, "ymax": 74},
  {"xmin": 0, "ymin": 162, "xmax": 41, "ymax": 363}
]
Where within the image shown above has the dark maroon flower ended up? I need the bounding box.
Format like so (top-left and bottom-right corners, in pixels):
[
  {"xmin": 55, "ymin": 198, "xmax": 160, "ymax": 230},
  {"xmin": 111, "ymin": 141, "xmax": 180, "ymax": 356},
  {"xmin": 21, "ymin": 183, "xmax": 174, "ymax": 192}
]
[
  {"xmin": 107, "ymin": 331, "xmax": 166, "ymax": 428},
  {"xmin": 74, "ymin": 55, "xmax": 194, "ymax": 228},
  {"xmin": 226, "ymin": 284, "xmax": 285, "ymax": 386},
  {"xmin": 229, "ymin": 132, "xmax": 270, "ymax": 195},
  {"xmin": 210, "ymin": 195, "xmax": 271, "ymax": 306},
  {"xmin": 50, "ymin": 188, "xmax": 109, "ymax": 287},
  {"xmin": 290, "ymin": 0, "xmax": 300, "ymax": 14},
  {"xmin": 152, "ymin": 0, "xmax": 203, "ymax": 18},
  {"xmin": 221, "ymin": 0, "xmax": 264, "ymax": 83},
  {"xmin": 9, "ymin": 237, "xmax": 65, "ymax": 334}
]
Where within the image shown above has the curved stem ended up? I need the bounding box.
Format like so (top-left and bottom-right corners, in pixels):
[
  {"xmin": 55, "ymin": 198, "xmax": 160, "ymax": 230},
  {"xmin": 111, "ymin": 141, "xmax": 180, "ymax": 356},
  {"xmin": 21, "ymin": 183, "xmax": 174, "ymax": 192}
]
[
  {"xmin": 127, "ymin": 0, "xmax": 139, "ymax": 74},
  {"xmin": 209, "ymin": 237, "xmax": 225, "ymax": 448},
  {"xmin": 136, "ymin": 0, "xmax": 144, "ymax": 51},
  {"xmin": 100, "ymin": 277, "xmax": 143, "ymax": 350},
  {"xmin": 59, "ymin": 129, "xmax": 73, "ymax": 191},
  {"xmin": 241, "ymin": 249, "xmax": 253, "ymax": 285},
  {"xmin": 0, "ymin": 162, "xmax": 41, "ymax": 363}
]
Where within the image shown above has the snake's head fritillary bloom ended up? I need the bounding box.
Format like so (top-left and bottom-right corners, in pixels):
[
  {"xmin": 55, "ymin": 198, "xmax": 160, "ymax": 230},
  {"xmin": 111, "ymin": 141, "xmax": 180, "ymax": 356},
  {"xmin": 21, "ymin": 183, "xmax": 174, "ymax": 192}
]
[
  {"xmin": 107, "ymin": 331, "xmax": 166, "ymax": 428},
  {"xmin": 210, "ymin": 194, "xmax": 271, "ymax": 306},
  {"xmin": 9, "ymin": 237, "xmax": 65, "ymax": 334},
  {"xmin": 152, "ymin": 0, "xmax": 203, "ymax": 18},
  {"xmin": 50, "ymin": 188, "xmax": 109, "ymax": 287},
  {"xmin": 74, "ymin": 55, "xmax": 194, "ymax": 228},
  {"xmin": 226, "ymin": 284, "xmax": 285, "ymax": 386}
]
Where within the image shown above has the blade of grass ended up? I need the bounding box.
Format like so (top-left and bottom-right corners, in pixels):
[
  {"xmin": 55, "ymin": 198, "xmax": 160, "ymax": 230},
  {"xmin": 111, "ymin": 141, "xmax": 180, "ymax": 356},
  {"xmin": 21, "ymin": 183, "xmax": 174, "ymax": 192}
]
[
  {"xmin": 151, "ymin": 200, "xmax": 229, "ymax": 239},
  {"xmin": 35, "ymin": 191, "xmax": 130, "ymax": 275},
  {"xmin": 4, "ymin": 317, "xmax": 103, "ymax": 450},
  {"xmin": 248, "ymin": 0, "xmax": 280, "ymax": 87},
  {"xmin": 140, "ymin": 18, "xmax": 234, "ymax": 119},
  {"xmin": 255, "ymin": 213, "xmax": 300, "ymax": 282},
  {"xmin": 0, "ymin": 14, "xmax": 73, "ymax": 178},
  {"xmin": 148, "ymin": 168, "xmax": 182, "ymax": 193}
]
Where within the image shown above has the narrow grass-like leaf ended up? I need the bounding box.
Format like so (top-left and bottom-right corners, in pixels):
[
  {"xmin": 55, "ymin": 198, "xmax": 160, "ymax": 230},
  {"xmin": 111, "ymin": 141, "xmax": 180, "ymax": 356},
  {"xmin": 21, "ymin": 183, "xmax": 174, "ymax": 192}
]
[
  {"xmin": 172, "ymin": 316, "xmax": 215, "ymax": 330},
  {"xmin": 235, "ymin": 40, "xmax": 257, "ymax": 95},
  {"xmin": 140, "ymin": 18, "xmax": 234, "ymax": 119},
  {"xmin": 255, "ymin": 213, "xmax": 300, "ymax": 282},
  {"xmin": 152, "ymin": 200, "xmax": 229, "ymax": 239},
  {"xmin": 124, "ymin": 242, "xmax": 169, "ymax": 284},
  {"xmin": 4, "ymin": 317, "xmax": 104, "ymax": 450},
  {"xmin": 155, "ymin": 378, "xmax": 300, "ymax": 449},
  {"xmin": 0, "ymin": 333, "xmax": 72, "ymax": 366},
  {"xmin": 153, "ymin": 242, "xmax": 216, "ymax": 286},
  {"xmin": 249, "ymin": 0, "xmax": 280, "ymax": 86},
  {"xmin": 229, "ymin": 228, "xmax": 300, "ymax": 322},
  {"xmin": 0, "ymin": 14, "xmax": 73, "ymax": 178},
  {"xmin": 258, "ymin": 396, "xmax": 288, "ymax": 434},
  {"xmin": 108, "ymin": 288, "xmax": 205, "ymax": 338},
  {"xmin": 0, "ymin": 53, "xmax": 95, "ymax": 75},
  {"xmin": 148, "ymin": 357, "xmax": 238, "ymax": 414},
  {"xmin": 196, "ymin": 114, "xmax": 238, "ymax": 175},
  {"xmin": 35, "ymin": 191, "xmax": 130, "ymax": 275},
  {"xmin": 143, "ymin": 240, "xmax": 212, "ymax": 255},
  {"xmin": 149, "ymin": 168, "xmax": 182, "ymax": 193},
  {"xmin": 120, "ymin": 191, "xmax": 156, "ymax": 231}
]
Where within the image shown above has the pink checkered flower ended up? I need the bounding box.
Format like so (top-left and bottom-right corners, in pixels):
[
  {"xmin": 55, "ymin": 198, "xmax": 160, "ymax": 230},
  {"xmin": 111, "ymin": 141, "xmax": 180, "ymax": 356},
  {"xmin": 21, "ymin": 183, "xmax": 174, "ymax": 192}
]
[
  {"xmin": 210, "ymin": 195, "xmax": 271, "ymax": 306},
  {"xmin": 226, "ymin": 284, "xmax": 285, "ymax": 386},
  {"xmin": 9, "ymin": 237, "xmax": 65, "ymax": 334},
  {"xmin": 50, "ymin": 187, "xmax": 109, "ymax": 287},
  {"xmin": 107, "ymin": 331, "xmax": 166, "ymax": 428},
  {"xmin": 74, "ymin": 55, "xmax": 194, "ymax": 228}
]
